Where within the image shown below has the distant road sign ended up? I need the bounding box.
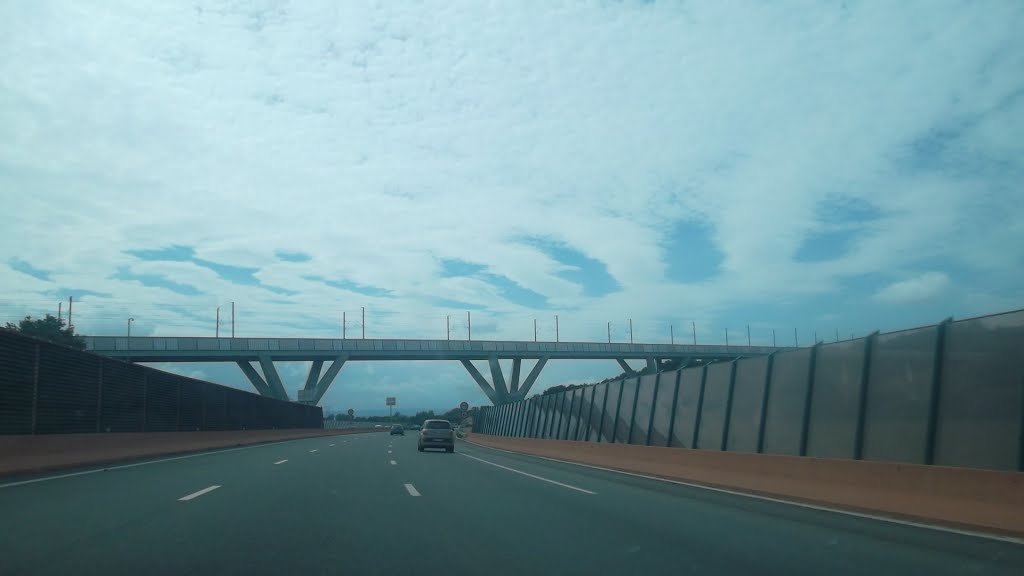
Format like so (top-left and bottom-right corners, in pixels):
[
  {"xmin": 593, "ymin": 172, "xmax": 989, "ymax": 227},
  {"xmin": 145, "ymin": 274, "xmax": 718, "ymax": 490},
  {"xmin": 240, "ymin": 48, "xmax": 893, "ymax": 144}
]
[
  {"xmin": 459, "ymin": 401, "xmax": 469, "ymax": 411},
  {"xmin": 386, "ymin": 397, "xmax": 396, "ymax": 406},
  {"xmin": 347, "ymin": 408, "xmax": 354, "ymax": 417}
]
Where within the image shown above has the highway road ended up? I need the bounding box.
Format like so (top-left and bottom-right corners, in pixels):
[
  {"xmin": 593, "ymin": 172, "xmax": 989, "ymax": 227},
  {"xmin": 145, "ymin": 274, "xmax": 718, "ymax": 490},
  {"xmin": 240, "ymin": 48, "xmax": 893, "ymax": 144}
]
[{"xmin": 1, "ymin": 432, "xmax": 1022, "ymax": 575}]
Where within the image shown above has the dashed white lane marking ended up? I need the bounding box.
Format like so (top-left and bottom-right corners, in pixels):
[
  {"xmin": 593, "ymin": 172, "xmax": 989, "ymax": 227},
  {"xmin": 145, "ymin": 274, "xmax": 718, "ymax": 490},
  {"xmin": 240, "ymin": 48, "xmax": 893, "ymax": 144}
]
[
  {"xmin": 388, "ymin": 450, "xmax": 392, "ymax": 454},
  {"xmin": 274, "ymin": 459, "xmax": 288, "ymax": 465},
  {"xmin": 0, "ymin": 437, "xmax": 325, "ymax": 490},
  {"xmin": 390, "ymin": 460, "xmax": 397, "ymax": 465},
  {"xmin": 404, "ymin": 483, "xmax": 420, "ymax": 497},
  {"xmin": 329, "ymin": 444, "xmax": 336, "ymax": 447},
  {"xmin": 460, "ymin": 453, "xmax": 596, "ymax": 495},
  {"xmin": 179, "ymin": 485, "xmax": 221, "ymax": 501},
  {"xmin": 309, "ymin": 449, "xmax": 318, "ymax": 453}
]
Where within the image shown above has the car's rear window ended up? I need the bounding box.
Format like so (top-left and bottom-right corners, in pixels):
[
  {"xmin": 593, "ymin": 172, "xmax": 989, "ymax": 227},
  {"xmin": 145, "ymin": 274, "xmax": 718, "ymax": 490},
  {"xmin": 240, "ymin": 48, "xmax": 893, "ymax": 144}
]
[{"xmin": 424, "ymin": 421, "xmax": 451, "ymax": 429}]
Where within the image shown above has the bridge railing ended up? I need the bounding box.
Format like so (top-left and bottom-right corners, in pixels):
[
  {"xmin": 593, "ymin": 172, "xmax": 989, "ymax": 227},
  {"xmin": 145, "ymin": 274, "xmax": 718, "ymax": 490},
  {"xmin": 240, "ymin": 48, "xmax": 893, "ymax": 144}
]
[
  {"xmin": 476, "ymin": 308, "xmax": 1024, "ymax": 472},
  {"xmin": 84, "ymin": 336, "xmax": 784, "ymax": 356}
]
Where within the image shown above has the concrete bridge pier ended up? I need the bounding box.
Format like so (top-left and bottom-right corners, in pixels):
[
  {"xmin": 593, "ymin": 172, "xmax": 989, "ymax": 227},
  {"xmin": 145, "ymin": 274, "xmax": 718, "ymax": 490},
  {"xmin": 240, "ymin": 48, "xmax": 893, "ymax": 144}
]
[
  {"xmin": 462, "ymin": 356, "xmax": 549, "ymax": 404},
  {"xmin": 238, "ymin": 356, "xmax": 348, "ymax": 405}
]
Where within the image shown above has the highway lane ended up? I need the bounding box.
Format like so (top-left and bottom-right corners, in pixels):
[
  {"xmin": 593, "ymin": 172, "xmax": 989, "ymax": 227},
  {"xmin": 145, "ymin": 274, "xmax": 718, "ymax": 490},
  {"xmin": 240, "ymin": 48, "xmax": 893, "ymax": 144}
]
[{"xmin": 0, "ymin": 432, "xmax": 1021, "ymax": 575}]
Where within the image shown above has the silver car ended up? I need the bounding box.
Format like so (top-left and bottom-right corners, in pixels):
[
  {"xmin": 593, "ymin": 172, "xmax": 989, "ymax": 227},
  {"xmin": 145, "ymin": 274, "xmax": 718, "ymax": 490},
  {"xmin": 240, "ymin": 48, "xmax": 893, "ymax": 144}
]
[{"xmin": 417, "ymin": 419, "xmax": 455, "ymax": 453}]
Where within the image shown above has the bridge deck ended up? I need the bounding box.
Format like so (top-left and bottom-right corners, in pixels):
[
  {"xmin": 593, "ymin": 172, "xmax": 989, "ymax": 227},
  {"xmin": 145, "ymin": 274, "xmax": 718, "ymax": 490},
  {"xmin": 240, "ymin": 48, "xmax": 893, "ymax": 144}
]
[{"xmin": 85, "ymin": 336, "xmax": 787, "ymax": 362}]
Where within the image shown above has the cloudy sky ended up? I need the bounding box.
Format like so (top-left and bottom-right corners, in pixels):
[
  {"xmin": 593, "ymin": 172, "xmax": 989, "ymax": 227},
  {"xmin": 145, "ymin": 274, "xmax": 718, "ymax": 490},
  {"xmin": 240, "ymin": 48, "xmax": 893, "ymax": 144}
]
[{"xmin": 2, "ymin": 1, "xmax": 1022, "ymax": 414}]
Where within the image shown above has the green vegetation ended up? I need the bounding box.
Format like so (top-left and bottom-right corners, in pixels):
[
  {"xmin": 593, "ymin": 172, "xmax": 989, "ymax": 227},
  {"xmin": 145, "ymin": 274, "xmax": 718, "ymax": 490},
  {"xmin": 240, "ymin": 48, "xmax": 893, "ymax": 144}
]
[{"xmin": 3, "ymin": 314, "xmax": 86, "ymax": 350}]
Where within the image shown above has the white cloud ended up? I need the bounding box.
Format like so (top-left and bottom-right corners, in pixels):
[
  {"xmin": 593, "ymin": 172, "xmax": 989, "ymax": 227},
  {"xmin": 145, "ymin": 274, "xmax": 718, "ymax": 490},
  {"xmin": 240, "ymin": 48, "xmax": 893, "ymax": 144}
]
[
  {"xmin": 873, "ymin": 272, "xmax": 950, "ymax": 304},
  {"xmin": 1, "ymin": 1, "xmax": 1022, "ymax": 407}
]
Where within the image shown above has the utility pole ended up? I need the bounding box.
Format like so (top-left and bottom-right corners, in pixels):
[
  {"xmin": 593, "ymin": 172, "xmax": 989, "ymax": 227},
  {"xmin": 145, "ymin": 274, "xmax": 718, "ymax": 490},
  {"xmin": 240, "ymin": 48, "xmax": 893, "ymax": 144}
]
[
  {"xmin": 670, "ymin": 324, "xmax": 674, "ymax": 345},
  {"xmin": 68, "ymin": 296, "xmax": 73, "ymax": 330},
  {"xmin": 231, "ymin": 301, "xmax": 235, "ymax": 338},
  {"xmin": 58, "ymin": 302, "xmax": 62, "ymax": 322},
  {"xmin": 692, "ymin": 321, "xmax": 696, "ymax": 345},
  {"xmin": 534, "ymin": 319, "xmax": 537, "ymax": 342},
  {"xmin": 447, "ymin": 315, "xmax": 450, "ymax": 340},
  {"xmin": 555, "ymin": 315, "xmax": 559, "ymax": 342},
  {"xmin": 794, "ymin": 327, "xmax": 798, "ymax": 347},
  {"xmin": 725, "ymin": 329, "xmax": 729, "ymax": 346},
  {"xmin": 467, "ymin": 311, "xmax": 472, "ymax": 341},
  {"xmin": 343, "ymin": 312, "xmax": 346, "ymax": 339},
  {"xmin": 629, "ymin": 319, "xmax": 633, "ymax": 344},
  {"xmin": 216, "ymin": 306, "xmax": 220, "ymax": 338},
  {"xmin": 361, "ymin": 307, "xmax": 365, "ymax": 339},
  {"xmin": 607, "ymin": 322, "xmax": 611, "ymax": 344},
  {"xmin": 747, "ymin": 325, "xmax": 751, "ymax": 346}
]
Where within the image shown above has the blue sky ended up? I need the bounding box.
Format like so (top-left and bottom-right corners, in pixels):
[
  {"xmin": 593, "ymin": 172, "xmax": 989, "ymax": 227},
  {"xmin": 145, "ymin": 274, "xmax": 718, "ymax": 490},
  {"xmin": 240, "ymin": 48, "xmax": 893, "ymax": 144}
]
[{"xmin": 1, "ymin": 1, "xmax": 1022, "ymax": 414}]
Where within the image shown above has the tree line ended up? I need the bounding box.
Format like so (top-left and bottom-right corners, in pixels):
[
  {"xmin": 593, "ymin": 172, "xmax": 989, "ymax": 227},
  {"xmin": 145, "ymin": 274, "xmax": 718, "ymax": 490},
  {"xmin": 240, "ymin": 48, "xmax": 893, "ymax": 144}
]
[
  {"xmin": 533, "ymin": 358, "xmax": 697, "ymax": 398},
  {"xmin": 329, "ymin": 406, "xmax": 478, "ymax": 425},
  {"xmin": 3, "ymin": 314, "xmax": 86, "ymax": 349}
]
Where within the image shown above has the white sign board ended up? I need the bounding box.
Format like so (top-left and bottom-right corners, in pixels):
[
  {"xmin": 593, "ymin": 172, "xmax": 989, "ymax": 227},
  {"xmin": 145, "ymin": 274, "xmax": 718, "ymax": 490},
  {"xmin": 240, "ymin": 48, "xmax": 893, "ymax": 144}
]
[{"xmin": 385, "ymin": 397, "xmax": 396, "ymax": 406}]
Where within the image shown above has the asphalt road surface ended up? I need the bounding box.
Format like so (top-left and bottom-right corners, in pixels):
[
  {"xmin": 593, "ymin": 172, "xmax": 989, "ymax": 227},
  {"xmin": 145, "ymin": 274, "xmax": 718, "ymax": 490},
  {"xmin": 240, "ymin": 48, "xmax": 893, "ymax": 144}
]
[{"xmin": 1, "ymin": 432, "xmax": 1021, "ymax": 576}]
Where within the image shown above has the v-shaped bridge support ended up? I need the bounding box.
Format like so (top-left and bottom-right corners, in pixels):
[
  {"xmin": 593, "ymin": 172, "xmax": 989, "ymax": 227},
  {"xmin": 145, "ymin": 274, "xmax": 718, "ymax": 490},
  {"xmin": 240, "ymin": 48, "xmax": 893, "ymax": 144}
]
[
  {"xmin": 299, "ymin": 356, "xmax": 347, "ymax": 405},
  {"xmin": 238, "ymin": 355, "xmax": 347, "ymax": 405},
  {"xmin": 462, "ymin": 356, "xmax": 549, "ymax": 405},
  {"xmin": 236, "ymin": 356, "xmax": 289, "ymax": 401}
]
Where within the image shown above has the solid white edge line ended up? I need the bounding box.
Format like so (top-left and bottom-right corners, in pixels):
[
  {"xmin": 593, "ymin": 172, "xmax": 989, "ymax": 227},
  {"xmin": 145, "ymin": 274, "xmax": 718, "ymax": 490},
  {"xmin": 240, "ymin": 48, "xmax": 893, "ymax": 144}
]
[
  {"xmin": 178, "ymin": 485, "xmax": 221, "ymax": 501},
  {"xmin": 460, "ymin": 453, "xmax": 596, "ymax": 495},
  {"xmin": 274, "ymin": 459, "xmax": 288, "ymax": 465},
  {"xmin": 0, "ymin": 434, "xmax": 364, "ymax": 490},
  {"xmin": 462, "ymin": 440, "xmax": 1024, "ymax": 546},
  {"xmin": 404, "ymin": 483, "xmax": 420, "ymax": 496},
  {"xmin": 309, "ymin": 449, "xmax": 318, "ymax": 453}
]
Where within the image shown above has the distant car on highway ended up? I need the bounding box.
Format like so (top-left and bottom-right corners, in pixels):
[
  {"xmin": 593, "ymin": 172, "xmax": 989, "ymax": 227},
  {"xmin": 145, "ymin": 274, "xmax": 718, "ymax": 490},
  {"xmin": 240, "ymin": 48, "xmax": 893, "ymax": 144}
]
[
  {"xmin": 374, "ymin": 424, "xmax": 383, "ymax": 428},
  {"xmin": 417, "ymin": 419, "xmax": 454, "ymax": 453},
  {"xmin": 390, "ymin": 424, "xmax": 404, "ymax": 436}
]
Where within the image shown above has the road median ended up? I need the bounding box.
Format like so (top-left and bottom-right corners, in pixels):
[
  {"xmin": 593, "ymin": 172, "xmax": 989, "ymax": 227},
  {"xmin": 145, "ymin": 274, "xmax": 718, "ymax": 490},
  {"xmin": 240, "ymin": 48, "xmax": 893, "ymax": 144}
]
[
  {"xmin": 466, "ymin": 434, "xmax": 1024, "ymax": 537},
  {"xmin": 0, "ymin": 428, "xmax": 381, "ymax": 478}
]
